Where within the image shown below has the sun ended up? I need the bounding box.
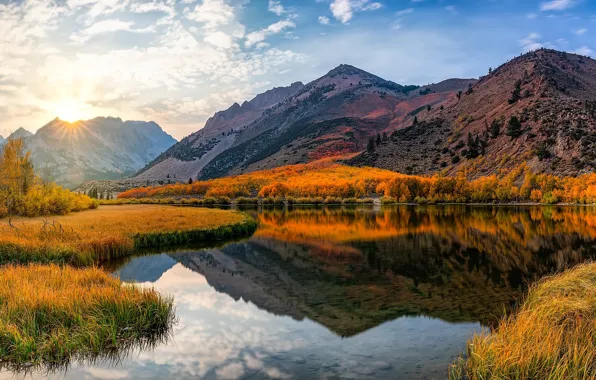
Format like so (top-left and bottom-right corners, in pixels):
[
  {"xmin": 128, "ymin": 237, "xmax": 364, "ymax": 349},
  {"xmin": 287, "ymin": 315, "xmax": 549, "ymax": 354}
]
[{"xmin": 54, "ymin": 99, "xmax": 87, "ymax": 123}]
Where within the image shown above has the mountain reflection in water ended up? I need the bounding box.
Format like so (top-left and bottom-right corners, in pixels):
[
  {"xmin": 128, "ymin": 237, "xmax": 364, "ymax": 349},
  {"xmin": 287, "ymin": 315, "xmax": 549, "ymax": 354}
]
[{"xmin": 6, "ymin": 205, "xmax": 596, "ymax": 380}]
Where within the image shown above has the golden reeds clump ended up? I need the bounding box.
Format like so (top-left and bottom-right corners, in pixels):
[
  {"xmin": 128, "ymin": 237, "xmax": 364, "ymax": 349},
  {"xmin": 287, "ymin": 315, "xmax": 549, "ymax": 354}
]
[
  {"xmin": 450, "ymin": 262, "xmax": 596, "ymax": 379},
  {"xmin": 0, "ymin": 264, "xmax": 175, "ymax": 370}
]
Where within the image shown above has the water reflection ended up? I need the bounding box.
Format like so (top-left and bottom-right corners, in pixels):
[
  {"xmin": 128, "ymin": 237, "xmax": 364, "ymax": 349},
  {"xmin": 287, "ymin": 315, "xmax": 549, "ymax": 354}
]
[{"xmin": 5, "ymin": 205, "xmax": 596, "ymax": 379}]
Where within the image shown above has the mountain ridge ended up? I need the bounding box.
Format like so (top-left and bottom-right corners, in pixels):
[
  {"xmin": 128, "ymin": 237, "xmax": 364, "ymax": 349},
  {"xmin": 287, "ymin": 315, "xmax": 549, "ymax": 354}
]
[
  {"xmin": 135, "ymin": 63, "xmax": 474, "ymax": 182},
  {"xmin": 351, "ymin": 48, "xmax": 596, "ymax": 177}
]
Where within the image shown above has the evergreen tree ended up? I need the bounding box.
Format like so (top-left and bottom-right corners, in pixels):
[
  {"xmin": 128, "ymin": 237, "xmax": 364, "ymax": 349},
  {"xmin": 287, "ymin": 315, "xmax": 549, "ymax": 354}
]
[
  {"xmin": 367, "ymin": 138, "xmax": 375, "ymax": 152},
  {"xmin": 508, "ymin": 80, "xmax": 522, "ymax": 104},
  {"xmin": 376, "ymin": 134, "xmax": 381, "ymax": 146},
  {"xmin": 507, "ymin": 116, "xmax": 523, "ymax": 138},
  {"xmin": 188, "ymin": 178, "xmax": 193, "ymax": 184},
  {"xmin": 466, "ymin": 133, "xmax": 480, "ymax": 159},
  {"xmin": 413, "ymin": 116, "xmax": 418, "ymax": 126},
  {"xmin": 490, "ymin": 119, "xmax": 502, "ymax": 138}
]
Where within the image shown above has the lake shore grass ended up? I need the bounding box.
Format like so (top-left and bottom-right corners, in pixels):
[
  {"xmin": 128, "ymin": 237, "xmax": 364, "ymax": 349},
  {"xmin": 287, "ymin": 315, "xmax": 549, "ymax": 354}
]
[
  {"xmin": 0, "ymin": 205, "xmax": 257, "ymax": 266},
  {"xmin": 449, "ymin": 262, "xmax": 596, "ymax": 379},
  {"xmin": 0, "ymin": 264, "xmax": 175, "ymax": 371}
]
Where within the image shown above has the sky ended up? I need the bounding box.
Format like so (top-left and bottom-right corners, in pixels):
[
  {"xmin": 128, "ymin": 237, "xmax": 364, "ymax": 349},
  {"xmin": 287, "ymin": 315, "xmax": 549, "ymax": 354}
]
[{"xmin": 0, "ymin": 0, "xmax": 595, "ymax": 140}]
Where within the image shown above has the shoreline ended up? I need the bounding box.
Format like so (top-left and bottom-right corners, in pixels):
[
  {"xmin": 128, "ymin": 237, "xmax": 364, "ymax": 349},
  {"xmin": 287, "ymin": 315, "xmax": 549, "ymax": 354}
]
[{"xmin": 99, "ymin": 197, "xmax": 596, "ymax": 208}]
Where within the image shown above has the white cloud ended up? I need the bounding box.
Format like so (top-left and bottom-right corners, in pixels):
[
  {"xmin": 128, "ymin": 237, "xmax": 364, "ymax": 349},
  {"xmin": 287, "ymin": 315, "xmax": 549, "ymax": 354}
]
[
  {"xmin": 70, "ymin": 19, "xmax": 154, "ymax": 44},
  {"xmin": 527, "ymin": 13, "xmax": 537, "ymax": 19},
  {"xmin": 396, "ymin": 8, "xmax": 413, "ymax": 16},
  {"xmin": 574, "ymin": 46, "xmax": 593, "ymax": 56},
  {"xmin": 204, "ymin": 30, "xmax": 235, "ymax": 49},
  {"xmin": 575, "ymin": 28, "xmax": 587, "ymax": 35},
  {"xmin": 318, "ymin": 16, "xmax": 330, "ymax": 25},
  {"xmin": 330, "ymin": 0, "xmax": 383, "ymax": 24},
  {"xmin": 540, "ymin": 0, "xmax": 575, "ymax": 11},
  {"xmin": 185, "ymin": 0, "xmax": 235, "ymax": 29},
  {"xmin": 520, "ymin": 33, "xmax": 543, "ymax": 52},
  {"xmin": 245, "ymin": 20, "xmax": 296, "ymax": 47},
  {"xmin": 268, "ymin": 0, "xmax": 285, "ymax": 16}
]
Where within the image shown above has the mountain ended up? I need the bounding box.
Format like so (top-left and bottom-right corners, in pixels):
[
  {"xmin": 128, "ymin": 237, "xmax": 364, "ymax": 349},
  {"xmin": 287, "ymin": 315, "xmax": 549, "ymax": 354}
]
[
  {"xmin": 134, "ymin": 82, "xmax": 305, "ymax": 181},
  {"xmin": 351, "ymin": 49, "xmax": 596, "ymax": 177},
  {"xmin": 135, "ymin": 65, "xmax": 474, "ymax": 181},
  {"xmin": 0, "ymin": 135, "xmax": 5, "ymax": 146},
  {"xmin": 25, "ymin": 117, "xmax": 176, "ymax": 187},
  {"xmin": 8, "ymin": 127, "xmax": 33, "ymax": 140}
]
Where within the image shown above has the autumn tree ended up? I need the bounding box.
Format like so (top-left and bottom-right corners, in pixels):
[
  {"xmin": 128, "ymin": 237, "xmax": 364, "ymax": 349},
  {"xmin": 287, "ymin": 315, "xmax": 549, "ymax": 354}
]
[{"xmin": 0, "ymin": 138, "xmax": 36, "ymax": 216}]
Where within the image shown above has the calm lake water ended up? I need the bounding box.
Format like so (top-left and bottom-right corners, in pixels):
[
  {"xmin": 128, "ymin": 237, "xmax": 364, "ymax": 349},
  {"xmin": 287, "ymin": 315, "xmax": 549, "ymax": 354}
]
[{"xmin": 4, "ymin": 205, "xmax": 596, "ymax": 380}]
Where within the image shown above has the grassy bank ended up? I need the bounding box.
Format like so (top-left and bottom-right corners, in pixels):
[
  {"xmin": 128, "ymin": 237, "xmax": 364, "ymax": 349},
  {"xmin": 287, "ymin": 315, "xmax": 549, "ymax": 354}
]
[
  {"xmin": 0, "ymin": 264, "xmax": 175, "ymax": 370},
  {"xmin": 450, "ymin": 263, "xmax": 596, "ymax": 379},
  {"xmin": 0, "ymin": 205, "xmax": 257, "ymax": 266}
]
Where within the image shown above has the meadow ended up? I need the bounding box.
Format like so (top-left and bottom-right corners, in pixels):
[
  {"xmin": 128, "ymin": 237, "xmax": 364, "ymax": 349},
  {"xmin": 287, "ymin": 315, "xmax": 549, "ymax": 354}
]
[
  {"xmin": 0, "ymin": 205, "xmax": 257, "ymax": 266},
  {"xmin": 116, "ymin": 161, "xmax": 596, "ymax": 205},
  {"xmin": 450, "ymin": 262, "xmax": 596, "ymax": 379},
  {"xmin": 0, "ymin": 264, "xmax": 175, "ymax": 371}
]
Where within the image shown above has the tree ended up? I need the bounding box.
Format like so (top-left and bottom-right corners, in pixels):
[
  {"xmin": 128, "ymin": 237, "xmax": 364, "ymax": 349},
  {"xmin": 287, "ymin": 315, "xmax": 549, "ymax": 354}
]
[
  {"xmin": 466, "ymin": 133, "xmax": 480, "ymax": 159},
  {"xmin": 507, "ymin": 116, "xmax": 523, "ymax": 138},
  {"xmin": 376, "ymin": 134, "xmax": 381, "ymax": 146},
  {"xmin": 0, "ymin": 138, "xmax": 36, "ymax": 216},
  {"xmin": 490, "ymin": 119, "xmax": 502, "ymax": 138},
  {"xmin": 367, "ymin": 138, "xmax": 375, "ymax": 152},
  {"xmin": 413, "ymin": 116, "xmax": 418, "ymax": 126},
  {"xmin": 188, "ymin": 178, "xmax": 193, "ymax": 184},
  {"xmin": 508, "ymin": 80, "xmax": 522, "ymax": 104},
  {"xmin": 427, "ymin": 105, "xmax": 432, "ymax": 112}
]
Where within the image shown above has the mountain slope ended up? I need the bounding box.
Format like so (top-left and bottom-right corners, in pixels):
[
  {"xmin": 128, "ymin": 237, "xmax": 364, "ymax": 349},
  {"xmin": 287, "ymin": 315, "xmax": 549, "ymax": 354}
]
[
  {"xmin": 352, "ymin": 49, "xmax": 596, "ymax": 177},
  {"xmin": 25, "ymin": 117, "xmax": 176, "ymax": 187},
  {"xmin": 136, "ymin": 65, "xmax": 474, "ymax": 181},
  {"xmin": 134, "ymin": 82, "xmax": 305, "ymax": 181}
]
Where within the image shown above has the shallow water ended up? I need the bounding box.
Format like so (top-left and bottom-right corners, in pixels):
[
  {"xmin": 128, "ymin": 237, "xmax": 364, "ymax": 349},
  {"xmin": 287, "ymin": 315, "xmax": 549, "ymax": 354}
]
[{"xmin": 5, "ymin": 205, "xmax": 596, "ymax": 379}]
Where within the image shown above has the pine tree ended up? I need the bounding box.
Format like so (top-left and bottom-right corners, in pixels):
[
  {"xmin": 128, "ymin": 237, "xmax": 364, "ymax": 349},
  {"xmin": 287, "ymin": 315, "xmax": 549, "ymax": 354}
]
[
  {"xmin": 188, "ymin": 178, "xmax": 193, "ymax": 184},
  {"xmin": 490, "ymin": 119, "xmax": 502, "ymax": 138},
  {"xmin": 367, "ymin": 138, "xmax": 375, "ymax": 152},
  {"xmin": 376, "ymin": 134, "xmax": 381, "ymax": 146},
  {"xmin": 507, "ymin": 116, "xmax": 523, "ymax": 138}
]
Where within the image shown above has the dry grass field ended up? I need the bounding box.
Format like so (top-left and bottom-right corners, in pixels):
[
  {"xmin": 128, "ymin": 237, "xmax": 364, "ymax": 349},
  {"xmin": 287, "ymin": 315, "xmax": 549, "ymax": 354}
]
[{"xmin": 0, "ymin": 205, "xmax": 257, "ymax": 266}]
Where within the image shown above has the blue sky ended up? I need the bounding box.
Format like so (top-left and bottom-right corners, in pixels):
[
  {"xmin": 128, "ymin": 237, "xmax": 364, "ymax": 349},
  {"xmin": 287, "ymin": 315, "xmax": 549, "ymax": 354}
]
[{"xmin": 0, "ymin": 0, "xmax": 594, "ymax": 139}]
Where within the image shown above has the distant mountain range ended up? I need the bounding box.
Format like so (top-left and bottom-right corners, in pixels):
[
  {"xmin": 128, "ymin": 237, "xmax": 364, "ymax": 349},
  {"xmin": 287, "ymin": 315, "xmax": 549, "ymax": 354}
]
[
  {"xmin": 5, "ymin": 117, "xmax": 176, "ymax": 188},
  {"xmin": 0, "ymin": 127, "xmax": 34, "ymax": 146}
]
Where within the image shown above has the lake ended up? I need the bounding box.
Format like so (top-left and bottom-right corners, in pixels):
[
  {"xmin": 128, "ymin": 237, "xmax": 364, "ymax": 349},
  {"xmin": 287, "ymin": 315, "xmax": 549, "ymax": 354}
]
[{"xmin": 4, "ymin": 205, "xmax": 596, "ymax": 380}]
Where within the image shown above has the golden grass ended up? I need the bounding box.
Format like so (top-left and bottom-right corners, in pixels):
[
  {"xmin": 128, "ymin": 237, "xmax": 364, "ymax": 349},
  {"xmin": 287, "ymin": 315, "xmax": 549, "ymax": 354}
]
[
  {"xmin": 0, "ymin": 264, "xmax": 175, "ymax": 371},
  {"xmin": 450, "ymin": 262, "xmax": 596, "ymax": 379},
  {"xmin": 0, "ymin": 205, "xmax": 257, "ymax": 266}
]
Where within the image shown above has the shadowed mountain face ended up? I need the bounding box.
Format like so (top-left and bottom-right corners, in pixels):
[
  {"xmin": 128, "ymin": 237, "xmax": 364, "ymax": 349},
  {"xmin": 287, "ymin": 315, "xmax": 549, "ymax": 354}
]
[
  {"xmin": 352, "ymin": 49, "xmax": 596, "ymax": 177},
  {"xmin": 135, "ymin": 65, "xmax": 474, "ymax": 182},
  {"xmin": 23, "ymin": 117, "xmax": 176, "ymax": 188},
  {"xmin": 117, "ymin": 206, "xmax": 596, "ymax": 338}
]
